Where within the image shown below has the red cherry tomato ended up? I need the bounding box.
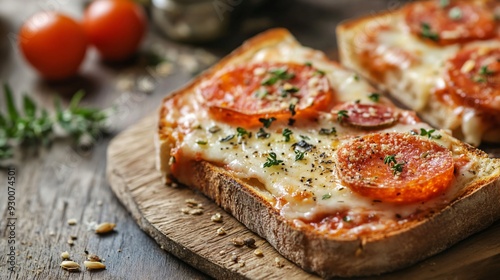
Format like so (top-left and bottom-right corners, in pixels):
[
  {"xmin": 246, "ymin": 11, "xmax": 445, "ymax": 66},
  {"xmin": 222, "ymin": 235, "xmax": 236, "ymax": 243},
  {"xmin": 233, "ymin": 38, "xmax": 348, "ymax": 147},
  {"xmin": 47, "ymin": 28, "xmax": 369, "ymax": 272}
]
[
  {"xmin": 83, "ymin": 0, "xmax": 147, "ymax": 61},
  {"xmin": 19, "ymin": 12, "xmax": 87, "ymax": 80}
]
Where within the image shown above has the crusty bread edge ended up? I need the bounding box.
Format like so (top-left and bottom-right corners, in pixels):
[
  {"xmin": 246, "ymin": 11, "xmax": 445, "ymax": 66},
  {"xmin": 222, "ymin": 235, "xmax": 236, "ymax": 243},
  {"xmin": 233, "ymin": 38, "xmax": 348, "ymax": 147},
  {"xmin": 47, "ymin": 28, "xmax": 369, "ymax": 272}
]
[
  {"xmin": 156, "ymin": 28, "xmax": 500, "ymax": 277},
  {"xmin": 190, "ymin": 159, "xmax": 500, "ymax": 278}
]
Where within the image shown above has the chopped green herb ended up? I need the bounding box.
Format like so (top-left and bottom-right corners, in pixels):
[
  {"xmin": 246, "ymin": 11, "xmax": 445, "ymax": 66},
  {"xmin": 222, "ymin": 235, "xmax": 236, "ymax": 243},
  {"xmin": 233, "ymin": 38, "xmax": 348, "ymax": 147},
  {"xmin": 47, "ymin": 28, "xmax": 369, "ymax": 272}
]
[
  {"xmin": 196, "ymin": 140, "xmax": 207, "ymax": 145},
  {"xmin": 479, "ymin": 65, "xmax": 495, "ymax": 76},
  {"xmin": 337, "ymin": 110, "xmax": 349, "ymax": 123},
  {"xmin": 319, "ymin": 127, "xmax": 337, "ymax": 136},
  {"xmin": 391, "ymin": 162, "xmax": 405, "ymax": 175},
  {"xmin": 448, "ymin": 7, "xmax": 462, "ymax": 20},
  {"xmin": 263, "ymin": 152, "xmax": 283, "ymax": 168},
  {"xmin": 259, "ymin": 117, "xmax": 277, "ymax": 128},
  {"xmin": 299, "ymin": 135, "xmax": 310, "ymax": 140},
  {"xmin": 322, "ymin": 193, "xmax": 332, "ymax": 200},
  {"xmin": 420, "ymin": 128, "xmax": 441, "ymax": 139},
  {"xmin": 256, "ymin": 128, "xmax": 270, "ymax": 139},
  {"xmin": 294, "ymin": 149, "xmax": 305, "ymax": 161},
  {"xmin": 289, "ymin": 103, "xmax": 296, "ymax": 116},
  {"xmin": 368, "ymin": 93, "xmax": 380, "ymax": 102},
  {"xmin": 420, "ymin": 23, "xmax": 439, "ymax": 42},
  {"xmin": 236, "ymin": 127, "xmax": 248, "ymax": 137},
  {"xmin": 343, "ymin": 216, "xmax": 352, "ymax": 222},
  {"xmin": 261, "ymin": 68, "xmax": 295, "ymax": 86},
  {"xmin": 305, "ymin": 62, "xmax": 313, "ymax": 67},
  {"xmin": 384, "ymin": 155, "xmax": 397, "ymax": 165},
  {"xmin": 219, "ymin": 134, "xmax": 235, "ymax": 142},
  {"xmin": 353, "ymin": 74, "xmax": 359, "ymax": 81},
  {"xmin": 208, "ymin": 126, "xmax": 221, "ymax": 133},
  {"xmin": 384, "ymin": 154, "xmax": 404, "ymax": 175},
  {"xmin": 282, "ymin": 128, "xmax": 293, "ymax": 142}
]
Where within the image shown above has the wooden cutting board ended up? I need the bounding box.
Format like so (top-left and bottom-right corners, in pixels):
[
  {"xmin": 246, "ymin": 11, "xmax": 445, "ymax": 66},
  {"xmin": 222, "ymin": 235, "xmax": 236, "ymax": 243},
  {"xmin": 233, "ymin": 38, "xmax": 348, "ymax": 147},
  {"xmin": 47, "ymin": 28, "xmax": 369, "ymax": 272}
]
[{"xmin": 106, "ymin": 115, "xmax": 500, "ymax": 279}]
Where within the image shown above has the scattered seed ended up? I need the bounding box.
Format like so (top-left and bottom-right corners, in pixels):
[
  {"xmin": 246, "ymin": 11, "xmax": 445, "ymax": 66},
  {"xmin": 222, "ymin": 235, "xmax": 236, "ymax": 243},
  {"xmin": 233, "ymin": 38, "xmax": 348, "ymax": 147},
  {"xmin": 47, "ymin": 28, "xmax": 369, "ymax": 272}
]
[
  {"xmin": 49, "ymin": 231, "xmax": 56, "ymax": 236},
  {"xmin": 87, "ymin": 254, "xmax": 101, "ymax": 262},
  {"xmin": 216, "ymin": 227, "xmax": 226, "ymax": 236},
  {"xmin": 189, "ymin": 209, "xmax": 204, "ymax": 215},
  {"xmin": 219, "ymin": 250, "xmax": 225, "ymax": 256},
  {"xmin": 67, "ymin": 239, "xmax": 74, "ymax": 246},
  {"xmin": 239, "ymin": 261, "xmax": 245, "ymax": 267},
  {"xmin": 70, "ymin": 235, "xmax": 77, "ymax": 240},
  {"xmin": 117, "ymin": 249, "xmax": 122, "ymax": 253},
  {"xmin": 185, "ymin": 198, "xmax": 201, "ymax": 207},
  {"xmin": 244, "ymin": 238, "xmax": 256, "ymax": 248},
  {"xmin": 211, "ymin": 213, "xmax": 222, "ymax": 223},
  {"xmin": 95, "ymin": 222, "xmax": 116, "ymax": 234},
  {"xmin": 84, "ymin": 261, "xmax": 106, "ymax": 270},
  {"xmin": 230, "ymin": 254, "xmax": 239, "ymax": 263},
  {"xmin": 61, "ymin": 251, "xmax": 70, "ymax": 260},
  {"xmin": 60, "ymin": 260, "xmax": 80, "ymax": 272},
  {"xmin": 180, "ymin": 208, "xmax": 191, "ymax": 214},
  {"xmin": 274, "ymin": 257, "xmax": 284, "ymax": 268},
  {"xmin": 231, "ymin": 238, "xmax": 245, "ymax": 247},
  {"xmin": 67, "ymin": 219, "xmax": 77, "ymax": 226},
  {"xmin": 253, "ymin": 249, "xmax": 263, "ymax": 257},
  {"xmin": 97, "ymin": 200, "xmax": 103, "ymax": 206}
]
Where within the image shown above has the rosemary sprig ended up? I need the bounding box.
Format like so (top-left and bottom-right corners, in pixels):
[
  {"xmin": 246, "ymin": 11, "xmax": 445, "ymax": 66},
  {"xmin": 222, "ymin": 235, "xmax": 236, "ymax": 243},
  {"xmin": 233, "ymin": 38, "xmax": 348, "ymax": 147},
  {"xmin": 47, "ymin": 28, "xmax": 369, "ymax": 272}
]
[{"xmin": 0, "ymin": 83, "xmax": 110, "ymax": 160}]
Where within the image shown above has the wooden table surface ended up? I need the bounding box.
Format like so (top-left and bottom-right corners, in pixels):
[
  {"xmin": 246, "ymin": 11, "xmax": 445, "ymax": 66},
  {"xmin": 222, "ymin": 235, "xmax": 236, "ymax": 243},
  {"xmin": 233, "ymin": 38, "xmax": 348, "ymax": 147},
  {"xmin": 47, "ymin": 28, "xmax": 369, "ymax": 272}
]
[{"xmin": 9, "ymin": 0, "xmax": 496, "ymax": 279}]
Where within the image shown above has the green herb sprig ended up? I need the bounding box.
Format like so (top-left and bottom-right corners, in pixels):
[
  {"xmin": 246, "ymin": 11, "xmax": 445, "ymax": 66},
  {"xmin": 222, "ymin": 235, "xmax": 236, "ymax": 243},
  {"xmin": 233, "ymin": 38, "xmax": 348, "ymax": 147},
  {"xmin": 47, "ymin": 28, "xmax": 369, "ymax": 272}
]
[
  {"xmin": 263, "ymin": 152, "xmax": 283, "ymax": 168},
  {"xmin": 0, "ymin": 84, "xmax": 110, "ymax": 160}
]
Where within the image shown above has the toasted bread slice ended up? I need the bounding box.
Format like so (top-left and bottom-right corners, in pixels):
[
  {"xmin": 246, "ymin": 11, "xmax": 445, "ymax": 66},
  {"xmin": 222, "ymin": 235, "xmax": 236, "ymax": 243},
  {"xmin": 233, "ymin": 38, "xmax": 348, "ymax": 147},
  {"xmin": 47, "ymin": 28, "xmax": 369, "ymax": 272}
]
[
  {"xmin": 336, "ymin": 0, "xmax": 500, "ymax": 146},
  {"xmin": 156, "ymin": 28, "xmax": 500, "ymax": 277}
]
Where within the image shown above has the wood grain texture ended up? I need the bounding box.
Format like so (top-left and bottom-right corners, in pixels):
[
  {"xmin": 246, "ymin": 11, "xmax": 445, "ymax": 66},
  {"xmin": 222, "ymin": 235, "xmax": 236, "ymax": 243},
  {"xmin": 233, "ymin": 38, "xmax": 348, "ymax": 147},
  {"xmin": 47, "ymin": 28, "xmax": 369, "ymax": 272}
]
[{"xmin": 107, "ymin": 115, "xmax": 500, "ymax": 280}]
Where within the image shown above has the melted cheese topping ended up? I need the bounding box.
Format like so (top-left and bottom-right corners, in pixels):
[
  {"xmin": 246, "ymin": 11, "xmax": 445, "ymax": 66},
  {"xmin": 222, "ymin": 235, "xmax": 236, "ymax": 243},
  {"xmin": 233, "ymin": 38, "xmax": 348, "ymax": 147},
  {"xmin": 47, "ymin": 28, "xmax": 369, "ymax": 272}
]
[
  {"xmin": 363, "ymin": 13, "xmax": 500, "ymax": 146},
  {"xmin": 161, "ymin": 39, "xmax": 487, "ymax": 238}
]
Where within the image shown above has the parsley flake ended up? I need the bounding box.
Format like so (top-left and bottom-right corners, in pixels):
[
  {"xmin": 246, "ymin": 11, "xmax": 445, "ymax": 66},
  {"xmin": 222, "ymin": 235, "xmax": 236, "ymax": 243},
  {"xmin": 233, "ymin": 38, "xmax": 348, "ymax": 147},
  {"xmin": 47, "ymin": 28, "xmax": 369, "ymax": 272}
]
[
  {"xmin": 337, "ymin": 110, "xmax": 349, "ymax": 123},
  {"xmin": 256, "ymin": 128, "xmax": 270, "ymax": 139},
  {"xmin": 282, "ymin": 128, "xmax": 293, "ymax": 142},
  {"xmin": 383, "ymin": 155, "xmax": 397, "ymax": 165},
  {"xmin": 236, "ymin": 127, "xmax": 248, "ymax": 137},
  {"xmin": 196, "ymin": 140, "xmax": 207, "ymax": 145},
  {"xmin": 259, "ymin": 117, "xmax": 277, "ymax": 128},
  {"xmin": 420, "ymin": 23, "xmax": 439, "ymax": 42},
  {"xmin": 263, "ymin": 152, "xmax": 283, "ymax": 168},
  {"xmin": 420, "ymin": 128, "xmax": 442, "ymax": 139},
  {"xmin": 261, "ymin": 68, "xmax": 295, "ymax": 86},
  {"xmin": 294, "ymin": 149, "xmax": 305, "ymax": 161},
  {"xmin": 322, "ymin": 193, "xmax": 332, "ymax": 200},
  {"xmin": 289, "ymin": 103, "xmax": 296, "ymax": 116},
  {"xmin": 368, "ymin": 93, "xmax": 380, "ymax": 102}
]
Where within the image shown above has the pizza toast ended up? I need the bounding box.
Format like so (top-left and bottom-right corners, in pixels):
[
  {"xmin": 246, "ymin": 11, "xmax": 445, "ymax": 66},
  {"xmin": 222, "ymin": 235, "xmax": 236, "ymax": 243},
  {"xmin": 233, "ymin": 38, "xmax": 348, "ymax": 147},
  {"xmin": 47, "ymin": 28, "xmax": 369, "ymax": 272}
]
[
  {"xmin": 156, "ymin": 28, "xmax": 500, "ymax": 277},
  {"xmin": 337, "ymin": 0, "xmax": 500, "ymax": 146}
]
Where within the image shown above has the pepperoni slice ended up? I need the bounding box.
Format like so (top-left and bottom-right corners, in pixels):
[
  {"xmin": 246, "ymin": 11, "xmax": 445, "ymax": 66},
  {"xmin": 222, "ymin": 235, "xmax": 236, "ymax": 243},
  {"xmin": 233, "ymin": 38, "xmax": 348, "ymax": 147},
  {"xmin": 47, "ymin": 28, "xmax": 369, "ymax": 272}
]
[
  {"xmin": 334, "ymin": 103, "xmax": 399, "ymax": 128},
  {"xmin": 446, "ymin": 47, "xmax": 500, "ymax": 113},
  {"xmin": 405, "ymin": 0, "xmax": 496, "ymax": 45},
  {"xmin": 199, "ymin": 62, "xmax": 334, "ymax": 127},
  {"xmin": 336, "ymin": 133, "xmax": 454, "ymax": 203}
]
